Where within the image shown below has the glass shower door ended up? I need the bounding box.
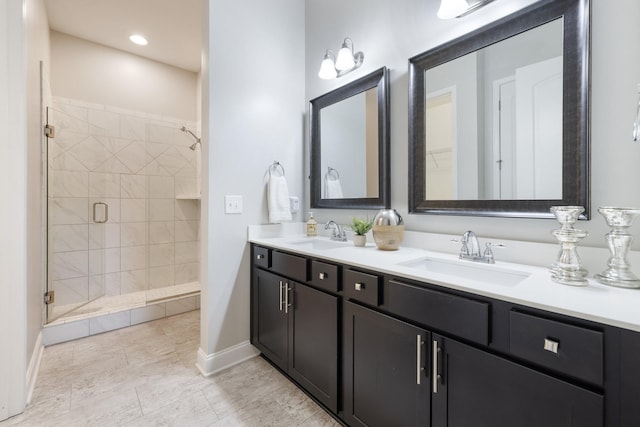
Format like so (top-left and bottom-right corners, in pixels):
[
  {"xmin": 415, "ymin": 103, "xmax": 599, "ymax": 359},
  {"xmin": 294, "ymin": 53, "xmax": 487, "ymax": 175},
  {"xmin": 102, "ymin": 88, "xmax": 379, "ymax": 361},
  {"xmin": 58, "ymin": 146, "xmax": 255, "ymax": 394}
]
[{"xmin": 46, "ymin": 103, "xmax": 109, "ymax": 322}]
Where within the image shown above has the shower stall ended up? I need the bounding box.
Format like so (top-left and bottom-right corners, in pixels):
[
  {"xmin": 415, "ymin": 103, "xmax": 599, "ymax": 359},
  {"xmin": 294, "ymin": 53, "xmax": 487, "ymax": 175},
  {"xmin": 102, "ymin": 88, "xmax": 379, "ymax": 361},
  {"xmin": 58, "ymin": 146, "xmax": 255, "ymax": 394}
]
[{"xmin": 45, "ymin": 96, "xmax": 201, "ymax": 326}]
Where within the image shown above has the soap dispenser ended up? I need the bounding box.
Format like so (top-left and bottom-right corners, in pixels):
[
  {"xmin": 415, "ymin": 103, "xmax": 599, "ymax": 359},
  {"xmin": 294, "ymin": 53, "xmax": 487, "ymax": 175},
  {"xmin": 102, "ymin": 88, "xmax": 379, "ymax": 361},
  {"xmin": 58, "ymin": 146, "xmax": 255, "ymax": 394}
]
[{"xmin": 306, "ymin": 212, "xmax": 318, "ymax": 237}]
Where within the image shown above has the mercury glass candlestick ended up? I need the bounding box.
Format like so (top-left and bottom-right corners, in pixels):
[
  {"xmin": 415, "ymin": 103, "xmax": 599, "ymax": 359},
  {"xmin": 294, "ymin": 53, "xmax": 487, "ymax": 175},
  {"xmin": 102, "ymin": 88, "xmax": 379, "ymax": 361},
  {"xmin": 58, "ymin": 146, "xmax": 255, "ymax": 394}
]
[
  {"xmin": 595, "ymin": 207, "xmax": 640, "ymax": 288},
  {"xmin": 550, "ymin": 206, "xmax": 589, "ymax": 286}
]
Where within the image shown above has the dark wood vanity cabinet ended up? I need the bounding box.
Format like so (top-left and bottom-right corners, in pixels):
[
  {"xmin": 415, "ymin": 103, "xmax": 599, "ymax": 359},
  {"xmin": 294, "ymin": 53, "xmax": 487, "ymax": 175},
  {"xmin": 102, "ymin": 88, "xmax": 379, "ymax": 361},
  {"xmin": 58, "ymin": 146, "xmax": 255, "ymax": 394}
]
[
  {"xmin": 251, "ymin": 244, "xmax": 639, "ymax": 426},
  {"xmin": 250, "ymin": 246, "xmax": 339, "ymax": 413},
  {"xmin": 343, "ymin": 301, "xmax": 430, "ymax": 427},
  {"xmin": 431, "ymin": 334, "xmax": 603, "ymax": 427}
]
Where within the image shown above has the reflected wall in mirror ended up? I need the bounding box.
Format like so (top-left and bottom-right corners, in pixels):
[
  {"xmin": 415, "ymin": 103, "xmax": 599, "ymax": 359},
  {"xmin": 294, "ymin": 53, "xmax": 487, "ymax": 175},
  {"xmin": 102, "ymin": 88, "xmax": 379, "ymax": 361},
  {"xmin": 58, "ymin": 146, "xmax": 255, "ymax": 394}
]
[
  {"xmin": 409, "ymin": 0, "xmax": 590, "ymax": 218},
  {"xmin": 311, "ymin": 67, "xmax": 390, "ymax": 209}
]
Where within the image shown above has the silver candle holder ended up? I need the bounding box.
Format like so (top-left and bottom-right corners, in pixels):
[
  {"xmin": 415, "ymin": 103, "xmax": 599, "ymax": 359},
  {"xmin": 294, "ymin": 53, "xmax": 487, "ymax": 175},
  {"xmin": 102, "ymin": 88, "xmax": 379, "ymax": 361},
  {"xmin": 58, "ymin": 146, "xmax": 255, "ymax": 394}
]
[
  {"xmin": 550, "ymin": 206, "xmax": 588, "ymax": 286},
  {"xmin": 595, "ymin": 207, "xmax": 640, "ymax": 289}
]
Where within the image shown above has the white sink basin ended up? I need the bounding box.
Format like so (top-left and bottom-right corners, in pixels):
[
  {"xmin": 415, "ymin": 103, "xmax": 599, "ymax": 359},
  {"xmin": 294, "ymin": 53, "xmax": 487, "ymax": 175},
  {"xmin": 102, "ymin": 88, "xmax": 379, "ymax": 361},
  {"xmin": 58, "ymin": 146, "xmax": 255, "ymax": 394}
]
[
  {"xmin": 399, "ymin": 257, "xmax": 530, "ymax": 287},
  {"xmin": 285, "ymin": 238, "xmax": 350, "ymax": 251}
]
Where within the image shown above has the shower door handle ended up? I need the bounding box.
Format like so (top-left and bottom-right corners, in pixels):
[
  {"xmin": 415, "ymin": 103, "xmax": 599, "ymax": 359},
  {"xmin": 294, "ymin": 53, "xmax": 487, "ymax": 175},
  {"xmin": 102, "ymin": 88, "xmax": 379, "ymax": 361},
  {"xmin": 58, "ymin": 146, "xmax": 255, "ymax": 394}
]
[{"xmin": 92, "ymin": 202, "xmax": 109, "ymax": 223}]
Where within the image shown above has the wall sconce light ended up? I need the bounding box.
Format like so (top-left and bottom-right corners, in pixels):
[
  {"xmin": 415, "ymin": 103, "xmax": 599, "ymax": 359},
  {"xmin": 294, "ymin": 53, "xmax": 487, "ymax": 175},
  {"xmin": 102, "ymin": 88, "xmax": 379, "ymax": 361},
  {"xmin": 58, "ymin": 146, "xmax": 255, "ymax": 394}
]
[
  {"xmin": 437, "ymin": 0, "xmax": 494, "ymax": 19},
  {"xmin": 318, "ymin": 38, "xmax": 364, "ymax": 80}
]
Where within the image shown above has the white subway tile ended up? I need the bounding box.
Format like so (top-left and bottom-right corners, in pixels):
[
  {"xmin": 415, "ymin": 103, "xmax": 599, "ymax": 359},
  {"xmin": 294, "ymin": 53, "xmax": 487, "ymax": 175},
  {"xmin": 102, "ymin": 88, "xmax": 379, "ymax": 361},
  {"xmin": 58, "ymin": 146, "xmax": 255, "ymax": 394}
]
[
  {"xmin": 68, "ymin": 135, "xmax": 114, "ymax": 171},
  {"xmin": 89, "ymin": 311, "xmax": 131, "ymax": 335},
  {"xmin": 121, "ymin": 174, "xmax": 146, "ymax": 198},
  {"xmin": 43, "ymin": 320, "xmax": 90, "ymax": 346},
  {"xmin": 130, "ymin": 304, "xmax": 166, "ymax": 326},
  {"xmin": 116, "ymin": 141, "xmax": 147, "ymax": 174},
  {"xmin": 148, "ymin": 266, "xmax": 175, "ymax": 289},
  {"xmin": 175, "ymin": 241, "xmax": 198, "ymax": 264},
  {"xmin": 121, "ymin": 246, "xmax": 147, "ymax": 271},
  {"xmin": 51, "ymin": 225, "xmax": 89, "ymax": 252},
  {"xmin": 121, "ymin": 198, "xmax": 146, "ymax": 222},
  {"xmin": 149, "ymin": 176, "xmax": 175, "ymax": 198},
  {"xmin": 175, "ymin": 262, "xmax": 199, "ymax": 284},
  {"xmin": 175, "ymin": 221, "xmax": 199, "ymax": 242},
  {"xmin": 88, "ymin": 109, "xmax": 121, "ymax": 137},
  {"xmin": 89, "ymin": 223, "xmax": 121, "ymax": 249},
  {"xmin": 121, "ymin": 222, "xmax": 147, "ymax": 247},
  {"xmin": 148, "ymin": 124, "xmax": 175, "ymax": 144},
  {"xmin": 149, "ymin": 243, "xmax": 174, "ymax": 268},
  {"xmin": 52, "ymin": 277, "xmax": 89, "ymax": 306},
  {"xmin": 166, "ymin": 297, "xmax": 197, "ymax": 317},
  {"xmin": 121, "ymin": 269, "xmax": 146, "ymax": 293},
  {"xmin": 51, "ymin": 170, "xmax": 89, "ymax": 197},
  {"xmin": 174, "ymin": 200, "xmax": 199, "ymax": 220},
  {"xmin": 52, "ymin": 251, "xmax": 89, "ymax": 281},
  {"xmin": 51, "ymin": 198, "xmax": 89, "ymax": 225},
  {"xmin": 149, "ymin": 199, "xmax": 174, "ymax": 222},
  {"xmin": 149, "ymin": 221, "xmax": 174, "ymax": 244},
  {"xmin": 89, "ymin": 172, "xmax": 121, "ymax": 198}
]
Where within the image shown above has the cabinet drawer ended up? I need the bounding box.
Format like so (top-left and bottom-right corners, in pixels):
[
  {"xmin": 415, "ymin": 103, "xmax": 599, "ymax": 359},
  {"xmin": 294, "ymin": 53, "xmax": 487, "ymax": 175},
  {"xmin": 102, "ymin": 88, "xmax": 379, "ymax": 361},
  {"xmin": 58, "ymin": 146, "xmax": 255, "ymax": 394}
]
[
  {"xmin": 253, "ymin": 246, "xmax": 270, "ymax": 269},
  {"xmin": 509, "ymin": 311, "xmax": 603, "ymax": 387},
  {"xmin": 310, "ymin": 260, "xmax": 340, "ymax": 293},
  {"xmin": 385, "ymin": 279, "xmax": 490, "ymax": 345},
  {"xmin": 344, "ymin": 269, "xmax": 381, "ymax": 306},
  {"xmin": 271, "ymin": 251, "xmax": 307, "ymax": 282}
]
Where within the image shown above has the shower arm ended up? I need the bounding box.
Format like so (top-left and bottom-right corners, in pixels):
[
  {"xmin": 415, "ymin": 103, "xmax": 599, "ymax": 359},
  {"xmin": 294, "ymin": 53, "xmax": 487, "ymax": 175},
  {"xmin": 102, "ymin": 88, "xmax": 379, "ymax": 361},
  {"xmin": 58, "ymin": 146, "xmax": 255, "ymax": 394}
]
[{"xmin": 180, "ymin": 126, "xmax": 202, "ymax": 151}]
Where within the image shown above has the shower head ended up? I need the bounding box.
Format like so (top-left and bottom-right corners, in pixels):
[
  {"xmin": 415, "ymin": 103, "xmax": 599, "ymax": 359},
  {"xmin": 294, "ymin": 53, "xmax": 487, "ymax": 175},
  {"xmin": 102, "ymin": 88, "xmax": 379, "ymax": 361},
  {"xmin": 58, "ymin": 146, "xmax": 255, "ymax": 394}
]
[{"xmin": 179, "ymin": 126, "xmax": 201, "ymax": 148}]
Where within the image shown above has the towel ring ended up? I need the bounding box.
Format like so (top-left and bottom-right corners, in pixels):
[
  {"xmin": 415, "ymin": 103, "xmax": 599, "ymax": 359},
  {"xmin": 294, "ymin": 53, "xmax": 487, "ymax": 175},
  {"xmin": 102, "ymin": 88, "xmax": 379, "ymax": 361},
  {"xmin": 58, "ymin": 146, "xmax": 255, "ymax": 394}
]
[
  {"xmin": 269, "ymin": 161, "xmax": 285, "ymax": 177},
  {"xmin": 326, "ymin": 166, "xmax": 340, "ymax": 181}
]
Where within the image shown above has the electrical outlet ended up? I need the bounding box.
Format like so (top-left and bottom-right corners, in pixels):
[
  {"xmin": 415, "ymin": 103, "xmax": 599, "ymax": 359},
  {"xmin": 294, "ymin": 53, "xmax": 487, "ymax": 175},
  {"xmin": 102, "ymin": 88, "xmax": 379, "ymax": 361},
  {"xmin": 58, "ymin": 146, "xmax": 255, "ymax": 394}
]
[
  {"xmin": 224, "ymin": 195, "xmax": 243, "ymax": 214},
  {"xmin": 289, "ymin": 196, "xmax": 300, "ymax": 213}
]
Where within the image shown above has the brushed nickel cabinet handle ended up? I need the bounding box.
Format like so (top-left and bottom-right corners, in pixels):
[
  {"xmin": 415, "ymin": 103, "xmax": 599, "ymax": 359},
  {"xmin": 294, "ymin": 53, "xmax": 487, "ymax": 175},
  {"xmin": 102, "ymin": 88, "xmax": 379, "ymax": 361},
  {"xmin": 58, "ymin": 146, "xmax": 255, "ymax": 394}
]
[
  {"xmin": 416, "ymin": 335, "xmax": 423, "ymax": 385},
  {"xmin": 279, "ymin": 281, "xmax": 284, "ymax": 312},
  {"xmin": 256, "ymin": 254, "xmax": 264, "ymax": 260},
  {"xmin": 319, "ymin": 272, "xmax": 327, "ymax": 280},
  {"xmin": 285, "ymin": 284, "xmax": 292, "ymax": 314},
  {"xmin": 354, "ymin": 282, "xmax": 364, "ymax": 291},
  {"xmin": 432, "ymin": 340, "xmax": 440, "ymax": 394}
]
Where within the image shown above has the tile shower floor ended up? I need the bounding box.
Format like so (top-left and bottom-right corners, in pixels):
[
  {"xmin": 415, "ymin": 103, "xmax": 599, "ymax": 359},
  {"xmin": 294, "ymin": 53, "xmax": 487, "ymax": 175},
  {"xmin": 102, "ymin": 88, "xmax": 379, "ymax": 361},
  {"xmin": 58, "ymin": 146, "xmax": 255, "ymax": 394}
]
[{"xmin": 3, "ymin": 311, "xmax": 340, "ymax": 427}]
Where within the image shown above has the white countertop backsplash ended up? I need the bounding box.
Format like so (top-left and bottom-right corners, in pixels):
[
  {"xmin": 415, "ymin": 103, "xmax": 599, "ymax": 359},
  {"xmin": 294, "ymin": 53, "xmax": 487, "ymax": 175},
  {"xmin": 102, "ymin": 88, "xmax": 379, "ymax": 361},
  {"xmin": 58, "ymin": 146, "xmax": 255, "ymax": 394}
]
[{"xmin": 248, "ymin": 223, "xmax": 640, "ymax": 333}]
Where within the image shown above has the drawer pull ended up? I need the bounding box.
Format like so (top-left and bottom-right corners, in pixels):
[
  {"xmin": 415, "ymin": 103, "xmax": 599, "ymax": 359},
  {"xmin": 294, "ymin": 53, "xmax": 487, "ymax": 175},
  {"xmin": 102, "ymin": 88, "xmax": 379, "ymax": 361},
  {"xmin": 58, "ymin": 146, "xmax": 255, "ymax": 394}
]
[
  {"xmin": 256, "ymin": 254, "xmax": 264, "ymax": 260},
  {"xmin": 354, "ymin": 282, "xmax": 364, "ymax": 291},
  {"xmin": 544, "ymin": 338, "xmax": 560, "ymax": 354},
  {"xmin": 319, "ymin": 272, "xmax": 327, "ymax": 280},
  {"xmin": 279, "ymin": 281, "xmax": 284, "ymax": 311}
]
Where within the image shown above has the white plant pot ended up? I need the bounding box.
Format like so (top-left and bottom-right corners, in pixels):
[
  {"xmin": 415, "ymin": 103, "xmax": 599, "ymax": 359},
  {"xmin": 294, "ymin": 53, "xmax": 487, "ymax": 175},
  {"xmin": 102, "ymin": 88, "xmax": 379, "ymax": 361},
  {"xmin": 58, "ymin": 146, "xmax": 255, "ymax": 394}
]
[{"xmin": 354, "ymin": 235, "xmax": 367, "ymax": 247}]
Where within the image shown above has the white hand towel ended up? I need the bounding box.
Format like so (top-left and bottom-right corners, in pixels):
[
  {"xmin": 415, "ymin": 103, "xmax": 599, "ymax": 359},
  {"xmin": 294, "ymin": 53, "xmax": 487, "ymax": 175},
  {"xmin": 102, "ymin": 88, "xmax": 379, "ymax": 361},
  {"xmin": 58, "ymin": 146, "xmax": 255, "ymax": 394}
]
[
  {"xmin": 325, "ymin": 178, "xmax": 344, "ymax": 199},
  {"xmin": 268, "ymin": 175, "xmax": 292, "ymax": 223}
]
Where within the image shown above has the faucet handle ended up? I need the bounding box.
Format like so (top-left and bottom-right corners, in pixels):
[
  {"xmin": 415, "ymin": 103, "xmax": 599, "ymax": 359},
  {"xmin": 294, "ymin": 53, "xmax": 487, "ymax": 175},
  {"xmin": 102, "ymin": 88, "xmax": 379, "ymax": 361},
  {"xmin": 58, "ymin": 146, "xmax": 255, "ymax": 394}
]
[
  {"xmin": 450, "ymin": 238, "xmax": 469, "ymax": 255},
  {"xmin": 483, "ymin": 242, "xmax": 505, "ymax": 263}
]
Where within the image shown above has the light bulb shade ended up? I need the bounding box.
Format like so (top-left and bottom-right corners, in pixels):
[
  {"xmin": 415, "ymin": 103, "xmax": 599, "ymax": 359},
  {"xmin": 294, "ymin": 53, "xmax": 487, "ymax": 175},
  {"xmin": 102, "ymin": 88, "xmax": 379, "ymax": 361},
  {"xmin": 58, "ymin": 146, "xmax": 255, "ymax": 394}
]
[
  {"xmin": 318, "ymin": 56, "xmax": 337, "ymax": 79},
  {"xmin": 335, "ymin": 46, "xmax": 356, "ymax": 71},
  {"xmin": 437, "ymin": 0, "xmax": 470, "ymax": 19}
]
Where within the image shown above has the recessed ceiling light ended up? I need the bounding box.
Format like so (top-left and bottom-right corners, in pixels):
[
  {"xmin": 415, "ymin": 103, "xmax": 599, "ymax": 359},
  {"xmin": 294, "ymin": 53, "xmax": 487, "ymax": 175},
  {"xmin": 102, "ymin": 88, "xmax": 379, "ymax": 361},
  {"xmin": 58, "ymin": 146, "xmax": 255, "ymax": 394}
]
[{"xmin": 129, "ymin": 34, "xmax": 148, "ymax": 46}]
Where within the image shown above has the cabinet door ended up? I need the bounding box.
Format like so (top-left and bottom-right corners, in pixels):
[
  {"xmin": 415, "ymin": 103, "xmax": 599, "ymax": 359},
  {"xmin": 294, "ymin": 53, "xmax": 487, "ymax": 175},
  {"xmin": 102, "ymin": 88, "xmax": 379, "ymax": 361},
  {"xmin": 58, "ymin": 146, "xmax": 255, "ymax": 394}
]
[
  {"xmin": 288, "ymin": 282, "xmax": 339, "ymax": 413},
  {"xmin": 431, "ymin": 335, "xmax": 604, "ymax": 427},
  {"xmin": 344, "ymin": 301, "xmax": 430, "ymax": 427},
  {"xmin": 253, "ymin": 269, "xmax": 288, "ymax": 371}
]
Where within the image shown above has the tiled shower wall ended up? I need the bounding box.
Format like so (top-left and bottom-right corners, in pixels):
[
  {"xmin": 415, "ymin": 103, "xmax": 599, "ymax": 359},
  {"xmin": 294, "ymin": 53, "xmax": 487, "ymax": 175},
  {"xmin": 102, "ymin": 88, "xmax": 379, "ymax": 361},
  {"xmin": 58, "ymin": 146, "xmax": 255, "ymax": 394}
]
[{"xmin": 48, "ymin": 96, "xmax": 200, "ymax": 313}]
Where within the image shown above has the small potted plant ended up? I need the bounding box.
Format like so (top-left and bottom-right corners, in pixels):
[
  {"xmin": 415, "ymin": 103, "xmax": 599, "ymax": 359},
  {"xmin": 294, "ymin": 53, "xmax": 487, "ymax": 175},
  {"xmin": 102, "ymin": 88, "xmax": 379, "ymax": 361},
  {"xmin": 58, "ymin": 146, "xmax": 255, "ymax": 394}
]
[{"xmin": 351, "ymin": 216, "xmax": 373, "ymax": 247}]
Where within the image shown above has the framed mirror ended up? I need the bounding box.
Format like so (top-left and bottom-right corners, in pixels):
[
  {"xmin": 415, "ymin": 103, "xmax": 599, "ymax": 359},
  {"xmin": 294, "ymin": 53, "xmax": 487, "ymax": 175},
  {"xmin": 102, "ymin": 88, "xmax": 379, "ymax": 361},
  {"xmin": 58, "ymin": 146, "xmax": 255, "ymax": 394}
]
[
  {"xmin": 310, "ymin": 67, "xmax": 390, "ymax": 209},
  {"xmin": 409, "ymin": 0, "xmax": 590, "ymax": 219}
]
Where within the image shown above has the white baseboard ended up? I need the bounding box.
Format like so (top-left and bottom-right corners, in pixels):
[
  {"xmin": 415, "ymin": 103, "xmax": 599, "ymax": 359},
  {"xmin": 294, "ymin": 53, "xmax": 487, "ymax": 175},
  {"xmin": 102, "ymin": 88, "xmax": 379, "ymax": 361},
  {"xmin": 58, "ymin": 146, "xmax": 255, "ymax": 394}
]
[
  {"xmin": 196, "ymin": 340, "xmax": 260, "ymax": 377},
  {"xmin": 25, "ymin": 332, "xmax": 43, "ymax": 405}
]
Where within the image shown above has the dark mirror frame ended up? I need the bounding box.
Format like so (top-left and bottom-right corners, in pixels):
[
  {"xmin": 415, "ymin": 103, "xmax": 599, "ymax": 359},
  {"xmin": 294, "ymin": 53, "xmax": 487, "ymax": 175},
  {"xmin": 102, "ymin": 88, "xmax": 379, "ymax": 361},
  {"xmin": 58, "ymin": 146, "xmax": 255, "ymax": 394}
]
[
  {"xmin": 310, "ymin": 67, "xmax": 390, "ymax": 209},
  {"xmin": 408, "ymin": 0, "xmax": 590, "ymax": 219}
]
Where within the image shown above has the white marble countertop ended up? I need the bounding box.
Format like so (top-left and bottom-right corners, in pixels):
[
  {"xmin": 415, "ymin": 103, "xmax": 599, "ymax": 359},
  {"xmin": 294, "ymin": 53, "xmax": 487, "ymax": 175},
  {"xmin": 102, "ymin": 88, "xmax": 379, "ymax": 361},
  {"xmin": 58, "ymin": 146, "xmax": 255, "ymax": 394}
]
[{"xmin": 248, "ymin": 224, "xmax": 640, "ymax": 333}]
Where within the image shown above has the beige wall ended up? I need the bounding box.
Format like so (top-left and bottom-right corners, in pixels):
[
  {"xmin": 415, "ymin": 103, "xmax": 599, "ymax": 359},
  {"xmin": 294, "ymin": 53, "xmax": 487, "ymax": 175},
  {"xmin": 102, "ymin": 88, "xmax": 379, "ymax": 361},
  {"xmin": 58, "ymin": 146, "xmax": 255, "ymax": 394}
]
[{"xmin": 50, "ymin": 31, "xmax": 198, "ymax": 121}]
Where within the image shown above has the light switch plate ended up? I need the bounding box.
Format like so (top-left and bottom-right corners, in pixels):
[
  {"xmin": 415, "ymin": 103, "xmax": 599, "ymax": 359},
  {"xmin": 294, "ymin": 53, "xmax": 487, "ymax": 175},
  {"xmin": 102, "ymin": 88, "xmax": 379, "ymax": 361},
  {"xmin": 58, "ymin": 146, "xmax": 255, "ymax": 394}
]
[{"xmin": 224, "ymin": 195, "xmax": 243, "ymax": 214}]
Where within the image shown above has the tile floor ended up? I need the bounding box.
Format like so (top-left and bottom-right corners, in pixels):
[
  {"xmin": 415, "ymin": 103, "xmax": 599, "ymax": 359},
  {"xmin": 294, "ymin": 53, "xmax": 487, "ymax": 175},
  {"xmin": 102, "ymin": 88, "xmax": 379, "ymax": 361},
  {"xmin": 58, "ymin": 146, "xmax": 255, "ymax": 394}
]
[{"xmin": 2, "ymin": 311, "xmax": 340, "ymax": 426}]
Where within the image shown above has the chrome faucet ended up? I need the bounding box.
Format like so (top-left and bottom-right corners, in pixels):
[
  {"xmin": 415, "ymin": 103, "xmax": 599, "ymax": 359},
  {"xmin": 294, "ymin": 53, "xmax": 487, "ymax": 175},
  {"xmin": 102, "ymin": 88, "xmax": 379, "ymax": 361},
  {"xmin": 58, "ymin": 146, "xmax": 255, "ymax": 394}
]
[
  {"xmin": 325, "ymin": 220, "xmax": 347, "ymax": 241},
  {"xmin": 456, "ymin": 230, "xmax": 504, "ymax": 264}
]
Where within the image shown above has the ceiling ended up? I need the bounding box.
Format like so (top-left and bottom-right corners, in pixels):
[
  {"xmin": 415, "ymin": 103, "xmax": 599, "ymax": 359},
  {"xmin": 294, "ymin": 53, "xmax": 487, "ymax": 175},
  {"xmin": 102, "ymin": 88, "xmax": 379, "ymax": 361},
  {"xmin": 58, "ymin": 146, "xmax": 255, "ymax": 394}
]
[{"xmin": 44, "ymin": 0, "xmax": 202, "ymax": 72}]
